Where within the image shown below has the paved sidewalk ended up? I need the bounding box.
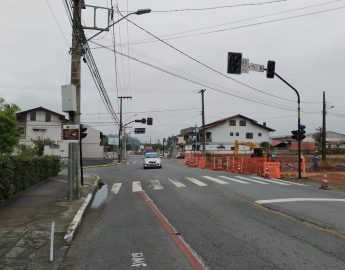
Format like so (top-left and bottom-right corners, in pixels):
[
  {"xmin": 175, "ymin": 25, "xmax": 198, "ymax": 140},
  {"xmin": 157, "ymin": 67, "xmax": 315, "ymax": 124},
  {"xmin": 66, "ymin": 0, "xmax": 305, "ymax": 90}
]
[{"xmin": 0, "ymin": 173, "xmax": 99, "ymax": 270}]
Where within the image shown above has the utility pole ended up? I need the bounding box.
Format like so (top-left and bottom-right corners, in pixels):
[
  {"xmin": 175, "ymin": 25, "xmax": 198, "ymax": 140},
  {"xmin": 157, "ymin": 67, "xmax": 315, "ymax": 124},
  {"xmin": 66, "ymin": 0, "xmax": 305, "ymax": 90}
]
[
  {"xmin": 118, "ymin": 96, "xmax": 132, "ymax": 163},
  {"xmin": 322, "ymin": 91, "xmax": 326, "ymax": 161},
  {"xmin": 68, "ymin": 0, "xmax": 84, "ymax": 199},
  {"xmin": 199, "ymin": 89, "xmax": 206, "ymax": 156}
]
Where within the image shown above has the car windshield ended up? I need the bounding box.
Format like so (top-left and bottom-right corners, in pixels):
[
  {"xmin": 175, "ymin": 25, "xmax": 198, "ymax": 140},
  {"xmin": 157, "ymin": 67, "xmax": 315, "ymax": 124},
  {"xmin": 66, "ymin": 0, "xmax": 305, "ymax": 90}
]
[{"xmin": 145, "ymin": 153, "xmax": 159, "ymax": 158}]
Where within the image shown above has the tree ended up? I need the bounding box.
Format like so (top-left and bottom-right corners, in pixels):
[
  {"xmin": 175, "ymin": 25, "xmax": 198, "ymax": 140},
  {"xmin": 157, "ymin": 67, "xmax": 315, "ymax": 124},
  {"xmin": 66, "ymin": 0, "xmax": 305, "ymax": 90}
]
[
  {"xmin": 312, "ymin": 127, "xmax": 322, "ymax": 151},
  {"xmin": 32, "ymin": 137, "xmax": 53, "ymax": 156},
  {"xmin": 260, "ymin": 141, "xmax": 270, "ymax": 151},
  {"xmin": 0, "ymin": 97, "xmax": 21, "ymax": 155}
]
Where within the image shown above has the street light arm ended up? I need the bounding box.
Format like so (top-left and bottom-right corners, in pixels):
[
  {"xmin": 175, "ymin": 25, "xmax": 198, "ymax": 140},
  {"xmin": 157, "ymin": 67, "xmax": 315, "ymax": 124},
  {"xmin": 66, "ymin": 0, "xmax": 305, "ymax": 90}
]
[{"xmin": 123, "ymin": 120, "xmax": 135, "ymax": 128}]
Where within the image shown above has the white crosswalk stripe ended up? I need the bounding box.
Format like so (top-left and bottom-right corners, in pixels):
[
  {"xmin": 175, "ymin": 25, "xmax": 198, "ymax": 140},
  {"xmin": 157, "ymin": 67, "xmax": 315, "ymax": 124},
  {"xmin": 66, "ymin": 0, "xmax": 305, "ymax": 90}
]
[
  {"xmin": 235, "ymin": 176, "xmax": 269, "ymax": 185},
  {"xmin": 250, "ymin": 176, "xmax": 290, "ymax": 186},
  {"xmin": 271, "ymin": 178, "xmax": 308, "ymax": 186},
  {"xmin": 132, "ymin": 181, "xmax": 143, "ymax": 192},
  {"xmin": 218, "ymin": 176, "xmax": 250, "ymax": 184},
  {"xmin": 185, "ymin": 177, "xmax": 208, "ymax": 186},
  {"xmin": 202, "ymin": 176, "xmax": 229, "ymax": 184},
  {"xmin": 169, "ymin": 178, "xmax": 186, "ymax": 187},
  {"xmin": 151, "ymin": 179, "xmax": 164, "ymax": 190},
  {"xmin": 111, "ymin": 183, "xmax": 122, "ymax": 194}
]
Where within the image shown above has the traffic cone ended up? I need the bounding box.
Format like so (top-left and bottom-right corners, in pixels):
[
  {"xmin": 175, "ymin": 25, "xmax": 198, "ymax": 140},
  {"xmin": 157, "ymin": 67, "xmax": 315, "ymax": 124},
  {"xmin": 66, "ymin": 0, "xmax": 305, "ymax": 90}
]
[
  {"xmin": 320, "ymin": 174, "xmax": 329, "ymax": 190},
  {"xmin": 264, "ymin": 167, "xmax": 270, "ymax": 179}
]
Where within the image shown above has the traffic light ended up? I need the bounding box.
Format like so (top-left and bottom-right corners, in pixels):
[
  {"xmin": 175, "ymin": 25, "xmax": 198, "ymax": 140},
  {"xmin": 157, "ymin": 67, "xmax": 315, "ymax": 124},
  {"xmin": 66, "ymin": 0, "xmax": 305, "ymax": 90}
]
[
  {"xmin": 147, "ymin": 117, "xmax": 153, "ymax": 125},
  {"xmin": 299, "ymin": 124, "xmax": 306, "ymax": 141},
  {"xmin": 266, "ymin": 60, "xmax": 275, "ymax": 78},
  {"xmin": 227, "ymin": 52, "xmax": 242, "ymax": 74},
  {"xmin": 80, "ymin": 124, "xmax": 87, "ymax": 140},
  {"xmin": 291, "ymin": 130, "xmax": 299, "ymax": 141},
  {"xmin": 142, "ymin": 118, "xmax": 146, "ymax": 124}
]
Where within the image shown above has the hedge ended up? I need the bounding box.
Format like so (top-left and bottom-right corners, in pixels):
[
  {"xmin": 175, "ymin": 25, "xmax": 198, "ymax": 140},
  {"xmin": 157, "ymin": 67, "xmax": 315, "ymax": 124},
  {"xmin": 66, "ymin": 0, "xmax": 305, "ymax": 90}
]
[{"xmin": 0, "ymin": 155, "xmax": 61, "ymax": 201}]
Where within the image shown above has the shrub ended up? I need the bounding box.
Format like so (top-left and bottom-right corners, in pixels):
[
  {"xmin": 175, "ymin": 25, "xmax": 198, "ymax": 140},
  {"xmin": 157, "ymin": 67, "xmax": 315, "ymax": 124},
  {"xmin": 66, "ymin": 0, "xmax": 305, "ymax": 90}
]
[{"xmin": 0, "ymin": 155, "xmax": 61, "ymax": 201}]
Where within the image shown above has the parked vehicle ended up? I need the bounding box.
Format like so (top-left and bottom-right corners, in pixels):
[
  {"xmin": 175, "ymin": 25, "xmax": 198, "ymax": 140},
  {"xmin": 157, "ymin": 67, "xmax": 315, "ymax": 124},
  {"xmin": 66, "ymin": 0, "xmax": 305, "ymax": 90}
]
[
  {"xmin": 176, "ymin": 152, "xmax": 185, "ymax": 159},
  {"xmin": 143, "ymin": 152, "xmax": 162, "ymax": 169}
]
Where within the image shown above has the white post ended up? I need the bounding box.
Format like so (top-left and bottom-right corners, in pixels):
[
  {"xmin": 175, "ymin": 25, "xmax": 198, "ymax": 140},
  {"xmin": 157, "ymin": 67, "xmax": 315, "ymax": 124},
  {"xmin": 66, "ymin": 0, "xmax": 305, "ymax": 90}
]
[{"xmin": 50, "ymin": 221, "xmax": 55, "ymax": 262}]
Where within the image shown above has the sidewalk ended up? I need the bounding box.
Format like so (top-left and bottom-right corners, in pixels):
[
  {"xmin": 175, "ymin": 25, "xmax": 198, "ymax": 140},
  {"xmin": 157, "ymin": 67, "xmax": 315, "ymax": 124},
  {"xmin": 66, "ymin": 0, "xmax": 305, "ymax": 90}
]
[{"xmin": 0, "ymin": 173, "xmax": 100, "ymax": 270}]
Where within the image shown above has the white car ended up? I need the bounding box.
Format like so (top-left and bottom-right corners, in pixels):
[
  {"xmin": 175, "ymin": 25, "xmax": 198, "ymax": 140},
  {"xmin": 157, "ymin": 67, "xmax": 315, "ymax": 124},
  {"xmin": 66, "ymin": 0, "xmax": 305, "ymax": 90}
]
[{"xmin": 143, "ymin": 152, "xmax": 162, "ymax": 169}]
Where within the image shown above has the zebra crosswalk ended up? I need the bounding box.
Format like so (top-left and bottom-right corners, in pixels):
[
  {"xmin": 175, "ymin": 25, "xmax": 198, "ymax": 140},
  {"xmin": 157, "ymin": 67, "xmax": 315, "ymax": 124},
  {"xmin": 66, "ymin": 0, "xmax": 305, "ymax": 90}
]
[{"xmin": 109, "ymin": 175, "xmax": 308, "ymax": 194}]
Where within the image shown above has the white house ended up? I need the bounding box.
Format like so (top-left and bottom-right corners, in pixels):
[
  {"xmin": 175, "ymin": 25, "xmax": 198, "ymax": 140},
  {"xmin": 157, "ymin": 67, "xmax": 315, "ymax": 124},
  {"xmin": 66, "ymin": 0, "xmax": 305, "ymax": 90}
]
[
  {"xmin": 16, "ymin": 107, "xmax": 105, "ymax": 158},
  {"xmin": 181, "ymin": 114, "xmax": 275, "ymax": 151}
]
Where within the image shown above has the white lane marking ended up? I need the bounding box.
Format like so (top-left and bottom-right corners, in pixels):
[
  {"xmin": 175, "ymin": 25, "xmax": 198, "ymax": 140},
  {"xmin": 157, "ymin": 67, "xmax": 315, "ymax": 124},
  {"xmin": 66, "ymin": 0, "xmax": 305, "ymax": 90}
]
[
  {"xmin": 133, "ymin": 162, "xmax": 137, "ymax": 164},
  {"xmin": 185, "ymin": 177, "xmax": 208, "ymax": 187},
  {"xmin": 126, "ymin": 162, "xmax": 130, "ymax": 165},
  {"xmin": 218, "ymin": 176, "xmax": 250, "ymax": 184},
  {"xmin": 272, "ymin": 179, "xmax": 308, "ymax": 186},
  {"xmin": 132, "ymin": 181, "xmax": 143, "ymax": 192},
  {"xmin": 151, "ymin": 179, "xmax": 164, "ymax": 190},
  {"xmin": 256, "ymin": 198, "xmax": 345, "ymax": 204},
  {"xmin": 168, "ymin": 178, "xmax": 186, "ymax": 188},
  {"xmin": 202, "ymin": 176, "xmax": 229, "ymax": 185},
  {"xmin": 111, "ymin": 183, "xmax": 122, "ymax": 194},
  {"xmin": 250, "ymin": 176, "xmax": 290, "ymax": 186},
  {"xmin": 235, "ymin": 176, "xmax": 269, "ymax": 185}
]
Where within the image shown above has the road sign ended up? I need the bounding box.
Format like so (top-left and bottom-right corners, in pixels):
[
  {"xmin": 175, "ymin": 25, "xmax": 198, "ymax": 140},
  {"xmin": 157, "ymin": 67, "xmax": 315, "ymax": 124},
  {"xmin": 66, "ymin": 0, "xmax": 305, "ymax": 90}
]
[
  {"xmin": 62, "ymin": 129, "xmax": 79, "ymax": 140},
  {"xmin": 62, "ymin": 124, "xmax": 79, "ymax": 129},
  {"xmin": 134, "ymin": 128, "xmax": 146, "ymax": 134},
  {"xmin": 248, "ymin": 63, "xmax": 264, "ymax": 72},
  {"xmin": 139, "ymin": 145, "xmax": 144, "ymax": 150},
  {"xmin": 241, "ymin": 58, "xmax": 249, "ymax": 73}
]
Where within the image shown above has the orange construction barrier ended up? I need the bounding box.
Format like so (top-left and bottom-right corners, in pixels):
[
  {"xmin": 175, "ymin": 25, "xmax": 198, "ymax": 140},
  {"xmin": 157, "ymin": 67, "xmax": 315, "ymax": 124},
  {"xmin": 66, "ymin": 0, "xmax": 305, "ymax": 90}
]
[
  {"xmin": 185, "ymin": 155, "xmax": 190, "ymax": 166},
  {"xmin": 213, "ymin": 158, "xmax": 223, "ymax": 171},
  {"xmin": 262, "ymin": 162, "xmax": 281, "ymax": 179},
  {"xmin": 198, "ymin": 156, "xmax": 206, "ymax": 169}
]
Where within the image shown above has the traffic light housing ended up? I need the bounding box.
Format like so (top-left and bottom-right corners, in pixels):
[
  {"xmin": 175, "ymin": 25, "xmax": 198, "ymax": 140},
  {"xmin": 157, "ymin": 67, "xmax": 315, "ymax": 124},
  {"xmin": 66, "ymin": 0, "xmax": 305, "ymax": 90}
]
[
  {"xmin": 299, "ymin": 124, "xmax": 306, "ymax": 141},
  {"xmin": 142, "ymin": 118, "xmax": 146, "ymax": 124},
  {"xmin": 227, "ymin": 52, "xmax": 242, "ymax": 74},
  {"xmin": 147, "ymin": 117, "xmax": 153, "ymax": 125},
  {"xmin": 266, "ymin": 60, "xmax": 275, "ymax": 78},
  {"xmin": 291, "ymin": 130, "xmax": 299, "ymax": 141},
  {"xmin": 80, "ymin": 124, "xmax": 87, "ymax": 140}
]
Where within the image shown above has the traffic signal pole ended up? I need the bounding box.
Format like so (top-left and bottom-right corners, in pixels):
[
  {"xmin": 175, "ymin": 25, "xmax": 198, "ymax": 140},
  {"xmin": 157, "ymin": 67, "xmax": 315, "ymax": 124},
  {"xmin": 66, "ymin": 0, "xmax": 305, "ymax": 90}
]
[
  {"xmin": 118, "ymin": 96, "xmax": 132, "ymax": 163},
  {"xmin": 274, "ymin": 72, "xmax": 302, "ymax": 179}
]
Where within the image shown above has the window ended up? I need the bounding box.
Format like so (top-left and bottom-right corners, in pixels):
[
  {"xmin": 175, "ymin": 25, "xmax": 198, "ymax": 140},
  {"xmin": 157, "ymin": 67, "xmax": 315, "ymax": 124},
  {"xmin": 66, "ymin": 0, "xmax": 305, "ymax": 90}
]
[
  {"xmin": 239, "ymin": 120, "xmax": 246, "ymax": 126},
  {"xmin": 206, "ymin": 132, "xmax": 212, "ymax": 142},
  {"xmin": 45, "ymin": 113, "xmax": 51, "ymax": 122},
  {"xmin": 49, "ymin": 144, "xmax": 60, "ymax": 149},
  {"xmin": 33, "ymin": 128, "xmax": 47, "ymax": 132},
  {"xmin": 230, "ymin": 132, "xmax": 234, "ymax": 136},
  {"xmin": 246, "ymin": 132, "xmax": 253, "ymax": 139},
  {"xmin": 258, "ymin": 133, "xmax": 262, "ymax": 137},
  {"xmin": 30, "ymin": 112, "xmax": 36, "ymax": 121},
  {"xmin": 229, "ymin": 120, "xmax": 236, "ymax": 126},
  {"xmin": 235, "ymin": 132, "xmax": 239, "ymax": 136},
  {"xmin": 19, "ymin": 127, "xmax": 26, "ymax": 138}
]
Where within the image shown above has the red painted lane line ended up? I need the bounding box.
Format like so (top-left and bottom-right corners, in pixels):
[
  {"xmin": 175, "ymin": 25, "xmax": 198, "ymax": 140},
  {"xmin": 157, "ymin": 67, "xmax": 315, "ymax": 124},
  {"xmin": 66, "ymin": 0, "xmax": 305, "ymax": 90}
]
[{"xmin": 139, "ymin": 191, "xmax": 205, "ymax": 270}]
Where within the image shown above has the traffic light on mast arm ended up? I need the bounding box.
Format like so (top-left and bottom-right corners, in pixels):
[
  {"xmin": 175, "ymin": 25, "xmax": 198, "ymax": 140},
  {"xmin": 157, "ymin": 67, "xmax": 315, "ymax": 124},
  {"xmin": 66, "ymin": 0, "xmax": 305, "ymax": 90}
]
[
  {"xmin": 299, "ymin": 124, "xmax": 306, "ymax": 141},
  {"xmin": 147, "ymin": 117, "xmax": 153, "ymax": 125},
  {"xmin": 80, "ymin": 124, "xmax": 87, "ymax": 140},
  {"xmin": 227, "ymin": 52, "xmax": 242, "ymax": 74},
  {"xmin": 266, "ymin": 60, "xmax": 275, "ymax": 78}
]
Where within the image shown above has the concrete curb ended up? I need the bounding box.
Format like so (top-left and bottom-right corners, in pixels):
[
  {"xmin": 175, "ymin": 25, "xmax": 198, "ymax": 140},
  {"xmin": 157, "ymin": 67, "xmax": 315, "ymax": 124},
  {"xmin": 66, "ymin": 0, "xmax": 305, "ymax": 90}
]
[
  {"xmin": 83, "ymin": 162, "xmax": 114, "ymax": 169},
  {"xmin": 63, "ymin": 174, "xmax": 100, "ymax": 244}
]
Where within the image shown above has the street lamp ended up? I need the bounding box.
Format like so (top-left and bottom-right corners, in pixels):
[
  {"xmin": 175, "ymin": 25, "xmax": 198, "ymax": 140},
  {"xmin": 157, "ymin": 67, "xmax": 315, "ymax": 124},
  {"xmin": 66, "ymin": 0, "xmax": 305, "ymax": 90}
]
[{"xmin": 86, "ymin": 8, "xmax": 151, "ymax": 42}]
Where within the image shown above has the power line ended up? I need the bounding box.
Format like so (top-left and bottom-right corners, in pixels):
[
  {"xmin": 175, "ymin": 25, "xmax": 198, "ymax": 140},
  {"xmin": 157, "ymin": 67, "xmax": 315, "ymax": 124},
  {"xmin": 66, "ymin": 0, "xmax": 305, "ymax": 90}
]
[
  {"xmin": 124, "ymin": 13, "xmax": 321, "ymax": 104},
  {"xmin": 119, "ymin": 3, "xmax": 345, "ymax": 47},
  {"xmin": 121, "ymin": 0, "xmax": 287, "ymax": 13}
]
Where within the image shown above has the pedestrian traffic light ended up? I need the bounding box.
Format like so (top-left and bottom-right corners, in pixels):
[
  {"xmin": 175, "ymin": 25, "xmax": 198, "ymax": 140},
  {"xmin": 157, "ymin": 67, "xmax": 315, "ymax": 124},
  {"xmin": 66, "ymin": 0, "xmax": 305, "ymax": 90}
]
[
  {"xmin": 147, "ymin": 117, "xmax": 153, "ymax": 125},
  {"xmin": 142, "ymin": 118, "xmax": 146, "ymax": 124},
  {"xmin": 80, "ymin": 124, "xmax": 87, "ymax": 140},
  {"xmin": 227, "ymin": 52, "xmax": 242, "ymax": 74},
  {"xmin": 266, "ymin": 60, "xmax": 275, "ymax": 78},
  {"xmin": 291, "ymin": 130, "xmax": 299, "ymax": 141},
  {"xmin": 299, "ymin": 124, "xmax": 306, "ymax": 141}
]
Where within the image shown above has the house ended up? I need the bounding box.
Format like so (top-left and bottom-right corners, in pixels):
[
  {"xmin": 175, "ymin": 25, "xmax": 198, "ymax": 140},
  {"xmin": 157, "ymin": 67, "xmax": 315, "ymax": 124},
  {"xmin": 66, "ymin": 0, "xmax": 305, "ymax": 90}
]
[
  {"xmin": 180, "ymin": 114, "xmax": 275, "ymax": 151},
  {"xmin": 16, "ymin": 107, "xmax": 105, "ymax": 158}
]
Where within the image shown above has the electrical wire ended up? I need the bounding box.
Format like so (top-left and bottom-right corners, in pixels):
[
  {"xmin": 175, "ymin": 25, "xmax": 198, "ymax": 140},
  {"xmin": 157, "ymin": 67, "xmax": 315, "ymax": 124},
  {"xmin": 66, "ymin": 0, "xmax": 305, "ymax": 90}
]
[{"xmin": 123, "ymin": 13, "xmax": 322, "ymax": 104}]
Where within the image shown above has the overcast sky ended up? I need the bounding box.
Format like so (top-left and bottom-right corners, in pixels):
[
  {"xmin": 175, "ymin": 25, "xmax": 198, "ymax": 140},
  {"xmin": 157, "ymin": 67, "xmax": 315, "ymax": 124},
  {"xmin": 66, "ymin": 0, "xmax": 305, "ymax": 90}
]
[{"xmin": 1, "ymin": 0, "xmax": 344, "ymax": 143}]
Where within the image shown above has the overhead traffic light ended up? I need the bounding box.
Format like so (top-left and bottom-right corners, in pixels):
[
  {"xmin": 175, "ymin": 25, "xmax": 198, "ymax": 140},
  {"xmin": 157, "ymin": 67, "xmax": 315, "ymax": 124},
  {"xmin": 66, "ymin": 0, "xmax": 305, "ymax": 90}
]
[
  {"xmin": 80, "ymin": 124, "xmax": 87, "ymax": 140},
  {"xmin": 299, "ymin": 124, "xmax": 306, "ymax": 141},
  {"xmin": 266, "ymin": 60, "xmax": 275, "ymax": 78},
  {"xmin": 291, "ymin": 130, "xmax": 299, "ymax": 141},
  {"xmin": 147, "ymin": 117, "xmax": 153, "ymax": 125},
  {"xmin": 227, "ymin": 52, "xmax": 242, "ymax": 74},
  {"xmin": 142, "ymin": 118, "xmax": 146, "ymax": 124}
]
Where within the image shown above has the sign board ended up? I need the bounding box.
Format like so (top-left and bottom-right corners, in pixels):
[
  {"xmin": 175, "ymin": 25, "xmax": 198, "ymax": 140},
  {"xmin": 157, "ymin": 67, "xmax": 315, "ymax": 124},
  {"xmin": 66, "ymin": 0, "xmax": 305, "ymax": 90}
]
[
  {"xmin": 108, "ymin": 137, "xmax": 117, "ymax": 145},
  {"xmin": 139, "ymin": 145, "xmax": 144, "ymax": 150},
  {"xmin": 134, "ymin": 128, "xmax": 146, "ymax": 134},
  {"xmin": 248, "ymin": 63, "xmax": 264, "ymax": 72},
  {"xmin": 63, "ymin": 124, "xmax": 79, "ymax": 129},
  {"xmin": 62, "ymin": 129, "xmax": 79, "ymax": 140},
  {"xmin": 241, "ymin": 58, "xmax": 249, "ymax": 73}
]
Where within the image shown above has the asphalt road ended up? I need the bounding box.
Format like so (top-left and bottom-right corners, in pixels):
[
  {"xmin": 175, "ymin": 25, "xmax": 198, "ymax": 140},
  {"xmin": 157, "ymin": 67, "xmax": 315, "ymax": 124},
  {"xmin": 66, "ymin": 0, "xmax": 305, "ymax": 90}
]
[{"xmin": 63, "ymin": 155, "xmax": 345, "ymax": 270}]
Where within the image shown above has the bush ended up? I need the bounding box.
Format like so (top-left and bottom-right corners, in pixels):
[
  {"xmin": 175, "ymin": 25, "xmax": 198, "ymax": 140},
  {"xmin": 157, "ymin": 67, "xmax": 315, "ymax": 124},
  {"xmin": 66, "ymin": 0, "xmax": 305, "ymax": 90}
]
[{"xmin": 0, "ymin": 155, "xmax": 61, "ymax": 201}]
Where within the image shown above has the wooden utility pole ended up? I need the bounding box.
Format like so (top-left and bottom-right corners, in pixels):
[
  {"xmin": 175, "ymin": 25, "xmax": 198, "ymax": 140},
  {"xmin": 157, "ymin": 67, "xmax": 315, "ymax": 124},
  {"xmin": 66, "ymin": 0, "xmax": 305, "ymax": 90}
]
[
  {"xmin": 322, "ymin": 91, "xmax": 326, "ymax": 161},
  {"xmin": 118, "ymin": 96, "xmax": 132, "ymax": 163}
]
